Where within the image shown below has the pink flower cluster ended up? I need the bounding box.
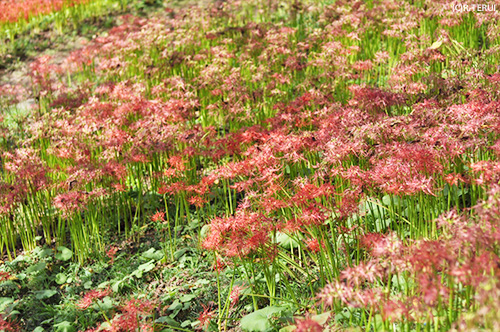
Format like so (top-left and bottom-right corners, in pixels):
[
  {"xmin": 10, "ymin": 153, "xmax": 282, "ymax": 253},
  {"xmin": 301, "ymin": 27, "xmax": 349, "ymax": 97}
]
[{"xmin": 0, "ymin": 0, "xmax": 90, "ymax": 24}]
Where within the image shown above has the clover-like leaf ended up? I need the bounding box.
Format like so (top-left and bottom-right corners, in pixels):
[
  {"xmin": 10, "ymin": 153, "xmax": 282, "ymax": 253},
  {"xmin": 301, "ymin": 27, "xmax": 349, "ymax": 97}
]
[
  {"xmin": 55, "ymin": 247, "xmax": 73, "ymax": 261},
  {"xmin": 54, "ymin": 321, "xmax": 75, "ymax": 332},
  {"xmin": 55, "ymin": 273, "xmax": 67, "ymax": 285},
  {"xmin": 241, "ymin": 306, "xmax": 287, "ymax": 331}
]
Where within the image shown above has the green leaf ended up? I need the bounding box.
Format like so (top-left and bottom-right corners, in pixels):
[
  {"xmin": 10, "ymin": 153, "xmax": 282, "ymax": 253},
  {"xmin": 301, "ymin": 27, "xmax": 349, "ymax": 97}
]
[
  {"xmin": 95, "ymin": 296, "xmax": 114, "ymax": 311},
  {"xmin": 168, "ymin": 300, "xmax": 182, "ymax": 311},
  {"xmin": 33, "ymin": 327, "xmax": 45, "ymax": 332},
  {"xmin": 55, "ymin": 247, "xmax": 73, "ymax": 261},
  {"xmin": 155, "ymin": 316, "xmax": 180, "ymax": 327},
  {"xmin": 35, "ymin": 289, "xmax": 57, "ymax": 300},
  {"xmin": 0, "ymin": 297, "xmax": 14, "ymax": 312},
  {"xmin": 41, "ymin": 318, "xmax": 54, "ymax": 325},
  {"xmin": 12, "ymin": 255, "xmax": 26, "ymax": 264},
  {"xmin": 335, "ymin": 309, "xmax": 351, "ymax": 322},
  {"xmin": 26, "ymin": 262, "xmax": 46, "ymax": 274},
  {"xmin": 373, "ymin": 314, "xmax": 384, "ymax": 330},
  {"xmin": 131, "ymin": 260, "xmax": 155, "ymax": 278},
  {"xmin": 200, "ymin": 225, "xmax": 210, "ymax": 239},
  {"xmin": 275, "ymin": 232, "xmax": 300, "ymax": 250},
  {"xmin": 142, "ymin": 248, "xmax": 164, "ymax": 260},
  {"xmin": 180, "ymin": 294, "xmax": 196, "ymax": 302},
  {"xmin": 374, "ymin": 218, "xmax": 389, "ymax": 232},
  {"xmin": 34, "ymin": 247, "xmax": 53, "ymax": 259},
  {"xmin": 381, "ymin": 195, "xmax": 402, "ymax": 207},
  {"xmin": 97, "ymin": 281, "xmax": 110, "ymax": 289},
  {"xmin": 428, "ymin": 39, "xmax": 443, "ymax": 50},
  {"xmin": 279, "ymin": 327, "xmax": 296, "ymax": 332},
  {"xmin": 138, "ymin": 260, "xmax": 155, "ymax": 272},
  {"xmin": 112, "ymin": 279, "xmax": 125, "ymax": 292},
  {"xmin": 99, "ymin": 322, "xmax": 111, "ymax": 329},
  {"xmin": 173, "ymin": 248, "xmax": 189, "ymax": 260},
  {"xmin": 55, "ymin": 273, "xmax": 67, "ymax": 285},
  {"xmin": 311, "ymin": 311, "xmax": 330, "ymax": 325},
  {"xmin": 241, "ymin": 306, "xmax": 287, "ymax": 331},
  {"xmin": 181, "ymin": 320, "xmax": 192, "ymax": 327},
  {"xmin": 54, "ymin": 321, "xmax": 75, "ymax": 332},
  {"xmin": 196, "ymin": 279, "xmax": 210, "ymax": 285}
]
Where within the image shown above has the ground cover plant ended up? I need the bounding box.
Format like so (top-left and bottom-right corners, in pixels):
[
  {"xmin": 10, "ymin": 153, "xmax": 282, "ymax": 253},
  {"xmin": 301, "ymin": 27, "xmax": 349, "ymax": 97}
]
[{"xmin": 0, "ymin": 0, "xmax": 500, "ymax": 331}]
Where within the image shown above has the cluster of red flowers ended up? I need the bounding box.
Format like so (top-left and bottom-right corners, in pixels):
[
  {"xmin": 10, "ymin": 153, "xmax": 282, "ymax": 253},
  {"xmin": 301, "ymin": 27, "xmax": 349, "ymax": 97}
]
[
  {"xmin": 318, "ymin": 185, "xmax": 500, "ymax": 322},
  {"xmin": 77, "ymin": 288, "xmax": 111, "ymax": 309},
  {"xmin": 0, "ymin": 317, "xmax": 19, "ymax": 332},
  {"xmin": 0, "ymin": 0, "xmax": 90, "ymax": 24},
  {"xmin": 82, "ymin": 298, "xmax": 154, "ymax": 332},
  {"xmin": 0, "ymin": 84, "xmax": 27, "ymax": 106},
  {"xmin": 202, "ymin": 211, "xmax": 277, "ymax": 258},
  {"xmin": 107, "ymin": 299, "xmax": 154, "ymax": 332}
]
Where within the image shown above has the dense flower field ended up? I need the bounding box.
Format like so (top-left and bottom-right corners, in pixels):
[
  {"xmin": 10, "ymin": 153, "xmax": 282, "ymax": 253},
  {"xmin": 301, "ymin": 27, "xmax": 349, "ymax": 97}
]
[
  {"xmin": 1, "ymin": 0, "xmax": 500, "ymax": 331},
  {"xmin": 0, "ymin": 0, "xmax": 91, "ymax": 24}
]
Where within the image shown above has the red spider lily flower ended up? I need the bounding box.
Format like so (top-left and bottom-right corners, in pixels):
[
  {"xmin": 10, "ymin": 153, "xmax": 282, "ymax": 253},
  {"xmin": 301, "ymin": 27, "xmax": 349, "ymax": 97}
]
[
  {"xmin": 229, "ymin": 285, "xmax": 245, "ymax": 308},
  {"xmin": 77, "ymin": 288, "xmax": 112, "ymax": 310},
  {"xmin": 202, "ymin": 211, "xmax": 278, "ymax": 259},
  {"xmin": 129, "ymin": 154, "xmax": 149, "ymax": 163},
  {"xmin": 380, "ymin": 298, "xmax": 410, "ymax": 322},
  {"xmin": 0, "ymin": 84, "xmax": 27, "ymax": 105},
  {"xmin": 53, "ymin": 191, "xmax": 88, "ymax": 216},
  {"xmin": 470, "ymin": 161, "xmax": 500, "ymax": 186},
  {"xmin": 0, "ymin": 316, "xmax": 19, "ymax": 332},
  {"xmin": 151, "ymin": 211, "xmax": 165, "ymax": 223},
  {"xmin": 82, "ymin": 326, "xmax": 100, "ymax": 332},
  {"xmin": 286, "ymin": 204, "xmax": 328, "ymax": 232},
  {"xmin": 168, "ymin": 155, "xmax": 187, "ymax": 172},
  {"xmin": 258, "ymin": 196, "xmax": 289, "ymax": 214},
  {"xmin": 359, "ymin": 232, "xmax": 386, "ymax": 253},
  {"xmin": 108, "ymin": 299, "xmax": 154, "ymax": 331},
  {"xmin": 157, "ymin": 184, "xmax": 169, "ymax": 195},
  {"xmin": 490, "ymin": 140, "xmax": 500, "ymax": 157},
  {"xmin": 112, "ymin": 183, "xmax": 128, "ymax": 192},
  {"xmin": 348, "ymin": 84, "xmax": 405, "ymax": 114},
  {"xmin": 292, "ymin": 182, "xmax": 335, "ymax": 206},
  {"xmin": 106, "ymin": 246, "xmax": 119, "ymax": 264},
  {"xmin": 160, "ymin": 181, "xmax": 187, "ymax": 196},
  {"xmin": 138, "ymin": 323, "xmax": 154, "ymax": 332},
  {"xmin": 197, "ymin": 303, "xmax": 215, "ymax": 331},
  {"xmin": 3, "ymin": 148, "xmax": 48, "ymax": 191},
  {"xmin": 304, "ymin": 238, "xmax": 321, "ymax": 253},
  {"xmin": 213, "ymin": 258, "xmax": 226, "ymax": 272},
  {"xmin": 295, "ymin": 318, "xmax": 323, "ymax": 332},
  {"xmin": 339, "ymin": 261, "xmax": 384, "ymax": 288},
  {"xmin": 444, "ymin": 173, "xmax": 467, "ymax": 187},
  {"xmin": 374, "ymin": 51, "xmax": 390, "ymax": 64},
  {"xmin": 102, "ymin": 161, "xmax": 127, "ymax": 181},
  {"xmin": 188, "ymin": 195, "xmax": 208, "ymax": 208},
  {"xmin": 352, "ymin": 60, "xmax": 373, "ymax": 71}
]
